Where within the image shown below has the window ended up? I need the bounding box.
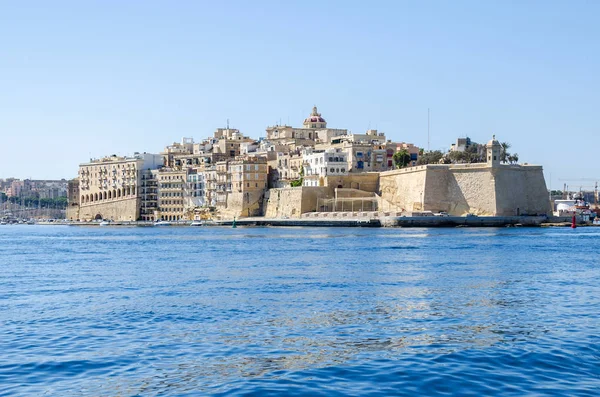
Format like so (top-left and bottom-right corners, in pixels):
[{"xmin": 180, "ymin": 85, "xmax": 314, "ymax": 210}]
[
  {"xmin": 330, "ymin": 168, "xmax": 335, "ymax": 173},
  {"xmin": 341, "ymin": 168, "xmax": 345, "ymax": 173}
]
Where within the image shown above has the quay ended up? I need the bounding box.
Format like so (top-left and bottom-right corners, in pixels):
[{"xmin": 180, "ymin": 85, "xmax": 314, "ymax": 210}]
[{"xmin": 45, "ymin": 215, "xmax": 580, "ymax": 228}]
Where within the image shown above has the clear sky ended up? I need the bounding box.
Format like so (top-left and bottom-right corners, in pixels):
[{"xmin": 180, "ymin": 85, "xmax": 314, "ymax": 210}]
[{"xmin": 1, "ymin": 1, "xmax": 598, "ymax": 190}]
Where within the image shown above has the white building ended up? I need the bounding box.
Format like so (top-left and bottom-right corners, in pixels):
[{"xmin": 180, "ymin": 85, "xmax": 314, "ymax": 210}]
[{"xmin": 303, "ymin": 148, "xmax": 349, "ymax": 187}]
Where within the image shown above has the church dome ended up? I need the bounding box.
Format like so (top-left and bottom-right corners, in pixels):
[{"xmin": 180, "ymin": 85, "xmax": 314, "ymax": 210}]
[{"xmin": 304, "ymin": 106, "xmax": 326, "ymax": 124}]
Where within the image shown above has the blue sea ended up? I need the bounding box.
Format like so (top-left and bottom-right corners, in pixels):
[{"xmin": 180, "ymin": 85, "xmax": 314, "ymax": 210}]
[{"xmin": 1, "ymin": 225, "xmax": 599, "ymax": 396}]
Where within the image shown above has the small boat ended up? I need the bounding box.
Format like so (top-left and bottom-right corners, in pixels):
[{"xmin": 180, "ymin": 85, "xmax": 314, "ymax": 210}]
[
  {"xmin": 154, "ymin": 221, "xmax": 171, "ymax": 226},
  {"xmin": 99, "ymin": 220, "xmax": 110, "ymax": 226},
  {"xmin": 190, "ymin": 221, "xmax": 203, "ymax": 227}
]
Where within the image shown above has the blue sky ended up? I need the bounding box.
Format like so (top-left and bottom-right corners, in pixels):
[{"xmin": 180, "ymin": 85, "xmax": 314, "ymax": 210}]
[{"xmin": 1, "ymin": 1, "xmax": 598, "ymax": 189}]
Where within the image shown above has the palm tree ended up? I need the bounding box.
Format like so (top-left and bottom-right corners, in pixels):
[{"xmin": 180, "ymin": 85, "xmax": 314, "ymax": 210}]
[{"xmin": 500, "ymin": 142, "xmax": 511, "ymax": 163}]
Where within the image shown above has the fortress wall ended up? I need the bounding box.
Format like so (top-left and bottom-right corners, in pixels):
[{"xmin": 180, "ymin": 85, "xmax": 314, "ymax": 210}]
[
  {"xmin": 326, "ymin": 173, "xmax": 380, "ymax": 193},
  {"xmin": 225, "ymin": 189, "xmax": 266, "ymax": 218},
  {"xmin": 78, "ymin": 197, "xmax": 140, "ymax": 221},
  {"xmin": 422, "ymin": 167, "xmax": 451, "ymax": 212},
  {"xmin": 66, "ymin": 204, "xmax": 80, "ymax": 220},
  {"xmin": 494, "ymin": 166, "xmax": 551, "ymax": 216},
  {"xmin": 264, "ymin": 187, "xmax": 329, "ymax": 218},
  {"xmin": 379, "ymin": 167, "xmax": 428, "ymax": 211},
  {"xmin": 446, "ymin": 167, "xmax": 496, "ymax": 215}
]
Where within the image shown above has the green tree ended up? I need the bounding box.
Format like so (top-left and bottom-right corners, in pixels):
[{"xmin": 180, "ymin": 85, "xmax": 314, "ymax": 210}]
[
  {"xmin": 393, "ymin": 149, "xmax": 411, "ymax": 168},
  {"xmin": 500, "ymin": 142, "xmax": 511, "ymax": 163},
  {"xmin": 416, "ymin": 150, "xmax": 444, "ymax": 165},
  {"xmin": 290, "ymin": 165, "xmax": 304, "ymax": 187}
]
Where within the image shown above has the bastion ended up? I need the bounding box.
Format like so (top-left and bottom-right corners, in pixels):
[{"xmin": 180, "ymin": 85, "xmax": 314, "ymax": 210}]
[{"xmin": 379, "ymin": 137, "xmax": 550, "ymax": 216}]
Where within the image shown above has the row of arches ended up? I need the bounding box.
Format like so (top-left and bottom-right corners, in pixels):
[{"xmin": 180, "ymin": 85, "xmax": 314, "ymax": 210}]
[{"xmin": 81, "ymin": 186, "xmax": 136, "ymax": 204}]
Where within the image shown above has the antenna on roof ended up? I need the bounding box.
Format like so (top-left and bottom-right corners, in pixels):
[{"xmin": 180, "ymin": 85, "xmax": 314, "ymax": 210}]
[{"xmin": 427, "ymin": 108, "xmax": 430, "ymax": 151}]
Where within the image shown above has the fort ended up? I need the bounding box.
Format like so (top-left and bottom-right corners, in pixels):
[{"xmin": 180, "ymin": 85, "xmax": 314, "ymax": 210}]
[{"xmin": 263, "ymin": 137, "xmax": 551, "ymax": 219}]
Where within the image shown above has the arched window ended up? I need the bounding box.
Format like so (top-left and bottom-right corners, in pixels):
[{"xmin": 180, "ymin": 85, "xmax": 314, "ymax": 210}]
[
  {"xmin": 108, "ymin": 191, "xmax": 112, "ymax": 199},
  {"xmin": 81, "ymin": 195, "xmax": 85, "ymax": 203},
  {"xmin": 103, "ymin": 192, "xmax": 107, "ymax": 200},
  {"xmin": 117, "ymin": 189, "xmax": 121, "ymax": 198}
]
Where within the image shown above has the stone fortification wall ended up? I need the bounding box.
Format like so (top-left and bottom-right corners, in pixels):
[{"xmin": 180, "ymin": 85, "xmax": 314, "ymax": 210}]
[
  {"xmin": 379, "ymin": 166, "xmax": 428, "ymax": 211},
  {"xmin": 223, "ymin": 190, "xmax": 266, "ymax": 218},
  {"xmin": 66, "ymin": 204, "xmax": 80, "ymax": 221},
  {"xmin": 494, "ymin": 165, "xmax": 550, "ymax": 216},
  {"xmin": 325, "ymin": 173, "xmax": 379, "ymax": 192},
  {"xmin": 78, "ymin": 197, "xmax": 140, "ymax": 221},
  {"xmin": 379, "ymin": 164, "xmax": 550, "ymax": 216},
  {"xmin": 264, "ymin": 187, "xmax": 329, "ymax": 218},
  {"xmin": 443, "ymin": 166, "xmax": 496, "ymax": 215}
]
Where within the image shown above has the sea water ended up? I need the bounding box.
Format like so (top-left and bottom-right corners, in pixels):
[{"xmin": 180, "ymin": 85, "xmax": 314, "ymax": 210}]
[{"xmin": 1, "ymin": 225, "xmax": 599, "ymax": 396}]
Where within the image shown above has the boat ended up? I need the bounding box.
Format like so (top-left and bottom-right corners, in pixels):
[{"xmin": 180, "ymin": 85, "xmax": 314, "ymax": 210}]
[
  {"xmin": 154, "ymin": 221, "xmax": 171, "ymax": 226},
  {"xmin": 99, "ymin": 220, "xmax": 110, "ymax": 226},
  {"xmin": 190, "ymin": 221, "xmax": 203, "ymax": 227}
]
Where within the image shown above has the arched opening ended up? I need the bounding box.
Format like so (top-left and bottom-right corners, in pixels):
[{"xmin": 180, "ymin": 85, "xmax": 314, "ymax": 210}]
[
  {"xmin": 108, "ymin": 191, "xmax": 112, "ymax": 199},
  {"xmin": 113, "ymin": 190, "xmax": 117, "ymax": 199},
  {"xmin": 103, "ymin": 192, "xmax": 107, "ymax": 200},
  {"xmin": 117, "ymin": 189, "xmax": 121, "ymax": 198},
  {"xmin": 94, "ymin": 214, "xmax": 102, "ymax": 220},
  {"xmin": 81, "ymin": 195, "xmax": 85, "ymax": 203},
  {"xmin": 121, "ymin": 188, "xmax": 125, "ymax": 197},
  {"xmin": 94, "ymin": 193, "xmax": 98, "ymax": 201},
  {"xmin": 126, "ymin": 187, "xmax": 131, "ymax": 196},
  {"xmin": 132, "ymin": 186, "xmax": 136, "ymax": 195},
  {"xmin": 337, "ymin": 184, "xmax": 343, "ymax": 189},
  {"xmin": 86, "ymin": 195, "xmax": 89, "ymax": 203}
]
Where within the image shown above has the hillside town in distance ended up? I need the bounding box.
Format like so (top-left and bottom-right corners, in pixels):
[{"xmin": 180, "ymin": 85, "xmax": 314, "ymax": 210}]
[{"xmin": 1, "ymin": 106, "xmax": 598, "ymax": 226}]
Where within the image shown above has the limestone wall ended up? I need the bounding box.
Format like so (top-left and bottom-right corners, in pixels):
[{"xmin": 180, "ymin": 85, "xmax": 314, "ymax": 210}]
[
  {"xmin": 444, "ymin": 166, "xmax": 496, "ymax": 215},
  {"xmin": 379, "ymin": 164, "xmax": 550, "ymax": 216},
  {"xmin": 223, "ymin": 189, "xmax": 265, "ymax": 218},
  {"xmin": 494, "ymin": 166, "xmax": 550, "ymax": 216},
  {"xmin": 379, "ymin": 166, "xmax": 428, "ymax": 211},
  {"xmin": 264, "ymin": 187, "xmax": 329, "ymax": 218},
  {"xmin": 78, "ymin": 197, "xmax": 140, "ymax": 221},
  {"xmin": 325, "ymin": 173, "xmax": 379, "ymax": 192},
  {"xmin": 66, "ymin": 204, "xmax": 80, "ymax": 221}
]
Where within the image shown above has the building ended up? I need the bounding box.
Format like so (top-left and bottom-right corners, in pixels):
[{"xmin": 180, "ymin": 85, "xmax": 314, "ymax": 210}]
[
  {"xmin": 156, "ymin": 169, "xmax": 187, "ymax": 221},
  {"xmin": 265, "ymin": 106, "xmax": 347, "ymax": 147},
  {"xmin": 76, "ymin": 153, "xmax": 162, "ymax": 221},
  {"xmin": 303, "ymin": 148, "xmax": 349, "ymax": 187},
  {"xmin": 140, "ymin": 169, "xmax": 159, "ymax": 221}
]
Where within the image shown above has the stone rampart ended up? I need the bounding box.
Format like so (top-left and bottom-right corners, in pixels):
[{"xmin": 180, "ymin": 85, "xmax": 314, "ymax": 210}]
[
  {"xmin": 379, "ymin": 164, "xmax": 550, "ymax": 216},
  {"xmin": 78, "ymin": 197, "xmax": 140, "ymax": 221},
  {"xmin": 264, "ymin": 187, "xmax": 329, "ymax": 218}
]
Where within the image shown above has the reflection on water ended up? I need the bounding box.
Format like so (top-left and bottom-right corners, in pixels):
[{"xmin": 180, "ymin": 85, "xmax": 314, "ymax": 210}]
[{"xmin": 0, "ymin": 226, "xmax": 599, "ymax": 396}]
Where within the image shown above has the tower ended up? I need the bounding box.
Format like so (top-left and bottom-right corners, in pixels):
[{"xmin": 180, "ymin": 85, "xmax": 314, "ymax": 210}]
[{"xmin": 486, "ymin": 135, "xmax": 501, "ymax": 167}]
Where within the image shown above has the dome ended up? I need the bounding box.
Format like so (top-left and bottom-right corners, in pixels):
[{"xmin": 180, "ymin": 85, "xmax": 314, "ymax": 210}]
[
  {"xmin": 304, "ymin": 106, "xmax": 326, "ymax": 124},
  {"xmin": 487, "ymin": 134, "xmax": 500, "ymax": 146}
]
